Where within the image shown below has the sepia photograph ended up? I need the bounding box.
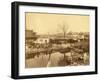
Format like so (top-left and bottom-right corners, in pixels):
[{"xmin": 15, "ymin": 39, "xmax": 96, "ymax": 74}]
[
  {"xmin": 25, "ymin": 12, "xmax": 90, "ymax": 68},
  {"xmin": 11, "ymin": 2, "xmax": 97, "ymax": 79}
]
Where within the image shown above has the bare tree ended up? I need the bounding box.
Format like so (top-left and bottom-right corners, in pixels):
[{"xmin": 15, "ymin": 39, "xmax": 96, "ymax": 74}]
[
  {"xmin": 58, "ymin": 22, "xmax": 69, "ymax": 66},
  {"xmin": 58, "ymin": 22, "xmax": 69, "ymax": 38}
]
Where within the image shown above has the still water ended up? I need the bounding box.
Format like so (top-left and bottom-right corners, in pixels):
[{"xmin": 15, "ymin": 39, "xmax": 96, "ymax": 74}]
[{"xmin": 25, "ymin": 52, "xmax": 66, "ymax": 68}]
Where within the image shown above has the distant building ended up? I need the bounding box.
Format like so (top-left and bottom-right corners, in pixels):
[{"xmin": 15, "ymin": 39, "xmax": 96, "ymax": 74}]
[
  {"xmin": 25, "ymin": 30, "xmax": 37, "ymax": 40},
  {"xmin": 34, "ymin": 37, "xmax": 50, "ymax": 44}
]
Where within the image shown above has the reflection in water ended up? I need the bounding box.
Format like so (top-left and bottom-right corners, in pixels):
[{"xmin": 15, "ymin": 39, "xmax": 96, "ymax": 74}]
[{"xmin": 25, "ymin": 51, "xmax": 89, "ymax": 68}]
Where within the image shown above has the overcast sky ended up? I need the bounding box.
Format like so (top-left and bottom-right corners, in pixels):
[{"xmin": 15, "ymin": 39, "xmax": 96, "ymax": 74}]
[{"xmin": 26, "ymin": 12, "xmax": 89, "ymax": 35}]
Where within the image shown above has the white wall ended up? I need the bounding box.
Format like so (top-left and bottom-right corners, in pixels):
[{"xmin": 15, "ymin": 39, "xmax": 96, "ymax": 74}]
[{"xmin": 0, "ymin": 0, "xmax": 99, "ymax": 81}]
